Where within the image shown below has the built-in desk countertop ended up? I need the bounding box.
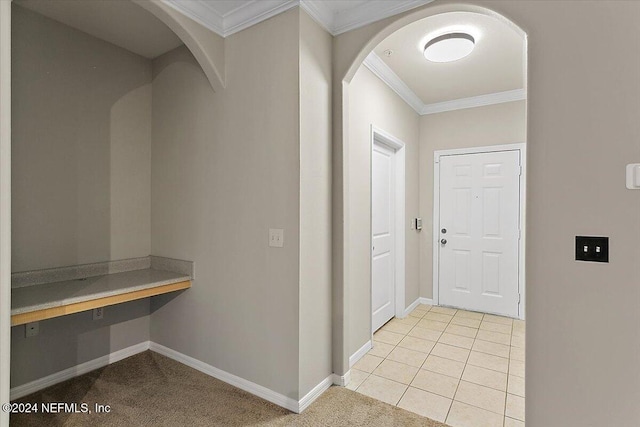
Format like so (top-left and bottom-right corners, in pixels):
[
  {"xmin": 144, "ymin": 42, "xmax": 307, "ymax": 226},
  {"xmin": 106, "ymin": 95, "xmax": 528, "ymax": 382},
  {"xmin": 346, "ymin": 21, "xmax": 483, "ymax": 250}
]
[{"xmin": 11, "ymin": 263, "xmax": 191, "ymax": 326}]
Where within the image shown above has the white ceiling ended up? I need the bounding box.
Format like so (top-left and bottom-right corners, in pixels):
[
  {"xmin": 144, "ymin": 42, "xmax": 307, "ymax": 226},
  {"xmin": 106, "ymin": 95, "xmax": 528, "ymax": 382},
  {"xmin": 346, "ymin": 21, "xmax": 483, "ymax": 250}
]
[
  {"xmin": 15, "ymin": 0, "xmax": 184, "ymax": 59},
  {"xmin": 13, "ymin": 1, "xmax": 523, "ymax": 109},
  {"xmin": 373, "ymin": 11, "xmax": 525, "ymax": 105},
  {"xmin": 205, "ymin": 1, "xmax": 254, "ymax": 16}
]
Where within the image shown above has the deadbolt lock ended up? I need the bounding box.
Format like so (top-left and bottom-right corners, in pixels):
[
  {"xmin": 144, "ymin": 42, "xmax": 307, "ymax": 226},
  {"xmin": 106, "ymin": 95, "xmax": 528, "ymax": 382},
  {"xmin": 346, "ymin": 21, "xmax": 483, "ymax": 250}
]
[
  {"xmin": 441, "ymin": 228, "xmax": 447, "ymax": 234},
  {"xmin": 441, "ymin": 239, "xmax": 447, "ymax": 245}
]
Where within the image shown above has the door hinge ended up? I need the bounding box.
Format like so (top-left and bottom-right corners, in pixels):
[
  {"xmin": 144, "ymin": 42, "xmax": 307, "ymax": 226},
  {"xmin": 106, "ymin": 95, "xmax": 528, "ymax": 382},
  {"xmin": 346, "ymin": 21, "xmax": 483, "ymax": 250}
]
[
  {"xmin": 518, "ymin": 294, "xmax": 521, "ymax": 304},
  {"xmin": 519, "ymin": 165, "xmax": 523, "ymax": 176}
]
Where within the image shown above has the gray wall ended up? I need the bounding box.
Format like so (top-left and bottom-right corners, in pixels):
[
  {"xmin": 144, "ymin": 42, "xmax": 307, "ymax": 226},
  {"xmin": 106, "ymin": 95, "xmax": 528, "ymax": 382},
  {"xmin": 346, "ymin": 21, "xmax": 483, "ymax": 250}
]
[
  {"xmin": 150, "ymin": 9, "xmax": 302, "ymax": 400},
  {"xmin": 347, "ymin": 65, "xmax": 421, "ymax": 357},
  {"xmin": 298, "ymin": 10, "xmax": 333, "ymax": 398},
  {"xmin": 10, "ymin": 300, "xmax": 149, "ymax": 387},
  {"xmin": 334, "ymin": 1, "xmax": 640, "ymax": 424},
  {"xmin": 11, "ymin": 5, "xmax": 152, "ymax": 272},
  {"xmin": 10, "ymin": 6, "xmax": 152, "ymax": 387},
  {"xmin": 418, "ymin": 101, "xmax": 527, "ymax": 298},
  {"xmin": 10, "ymin": 5, "xmax": 334, "ymax": 403}
]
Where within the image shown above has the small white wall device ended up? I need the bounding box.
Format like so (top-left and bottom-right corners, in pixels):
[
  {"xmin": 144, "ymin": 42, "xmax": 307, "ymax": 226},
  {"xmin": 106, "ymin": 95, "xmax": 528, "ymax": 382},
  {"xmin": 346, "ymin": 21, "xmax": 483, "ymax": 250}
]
[
  {"xmin": 415, "ymin": 218, "xmax": 423, "ymax": 231},
  {"xmin": 626, "ymin": 164, "xmax": 640, "ymax": 189}
]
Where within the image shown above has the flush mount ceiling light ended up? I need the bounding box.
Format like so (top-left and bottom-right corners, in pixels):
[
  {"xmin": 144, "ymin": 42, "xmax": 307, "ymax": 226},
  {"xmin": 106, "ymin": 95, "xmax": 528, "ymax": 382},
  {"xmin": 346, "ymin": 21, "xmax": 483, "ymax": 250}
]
[{"xmin": 423, "ymin": 32, "xmax": 475, "ymax": 63}]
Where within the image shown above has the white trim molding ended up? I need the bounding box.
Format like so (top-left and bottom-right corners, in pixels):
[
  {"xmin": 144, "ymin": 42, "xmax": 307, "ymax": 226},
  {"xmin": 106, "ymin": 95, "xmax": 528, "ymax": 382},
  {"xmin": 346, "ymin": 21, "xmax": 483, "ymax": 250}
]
[
  {"xmin": 298, "ymin": 375, "xmax": 333, "ymax": 413},
  {"xmin": 363, "ymin": 53, "xmax": 424, "ymax": 113},
  {"xmin": 10, "ymin": 341, "xmax": 151, "ymax": 400},
  {"xmin": 298, "ymin": 1, "xmax": 334, "ymax": 33},
  {"xmin": 349, "ymin": 340, "xmax": 372, "ymax": 368},
  {"xmin": 150, "ymin": 342, "xmax": 331, "ymax": 413},
  {"xmin": 332, "ymin": 370, "xmax": 351, "ymax": 387},
  {"xmin": 422, "ymin": 89, "xmax": 527, "ymax": 115},
  {"xmin": 162, "ymin": 0, "xmax": 298, "ymax": 37},
  {"xmin": 162, "ymin": 0, "xmax": 225, "ymax": 35},
  {"xmin": 403, "ymin": 298, "xmax": 422, "ymax": 317},
  {"xmin": 162, "ymin": 0, "xmax": 433, "ymax": 38},
  {"xmin": 10, "ymin": 341, "xmax": 333, "ymax": 414},
  {"xmin": 420, "ymin": 297, "xmax": 434, "ymax": 306},
  {"xmin": 363, "ymin": 52, "xmax": 527, "ymax": 116},
  {"xmin": 225, "ymin": 1, "xmax": 301, "ymax": 37},
  {"xmin": 150, "ymin": 342, "xmax": 300, "ymax": 412}
]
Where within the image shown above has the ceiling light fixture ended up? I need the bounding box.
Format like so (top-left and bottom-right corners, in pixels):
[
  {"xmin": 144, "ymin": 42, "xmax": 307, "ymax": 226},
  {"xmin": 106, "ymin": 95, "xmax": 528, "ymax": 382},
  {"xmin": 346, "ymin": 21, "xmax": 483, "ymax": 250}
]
[{"xmin": 423, "ymin": 32, "xmax": 475, "ymax": 63}]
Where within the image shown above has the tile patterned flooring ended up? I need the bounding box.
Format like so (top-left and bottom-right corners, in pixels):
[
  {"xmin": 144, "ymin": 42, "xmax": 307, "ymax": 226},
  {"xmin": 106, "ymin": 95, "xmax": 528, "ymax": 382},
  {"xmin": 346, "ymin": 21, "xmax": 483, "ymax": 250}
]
[{"xmin": 349, "ymin": 304, "xmax": 525, "ymax": 427}]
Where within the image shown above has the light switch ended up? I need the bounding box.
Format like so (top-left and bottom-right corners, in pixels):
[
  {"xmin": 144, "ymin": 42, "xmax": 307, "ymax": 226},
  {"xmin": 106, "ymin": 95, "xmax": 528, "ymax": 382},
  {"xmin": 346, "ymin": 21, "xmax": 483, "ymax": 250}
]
[
  {"xmin": 626, "ymin": 164, "xmax": 640, "ymax": 189},
  {"xmin": 269, "ymin": 228, "xmax": 284, "ymax": 248},
  {"xmin": 575, "ymin": 236, "xmax": 609, "ymax": 263}
]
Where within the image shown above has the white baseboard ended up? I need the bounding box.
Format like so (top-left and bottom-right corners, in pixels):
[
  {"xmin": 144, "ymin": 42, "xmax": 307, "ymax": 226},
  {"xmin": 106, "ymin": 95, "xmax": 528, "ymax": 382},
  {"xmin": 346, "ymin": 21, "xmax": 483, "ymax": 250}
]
[
  {"xmin": 10, "ymin": 340, "xmax": 333, "ymax": 414},
  {"xmin": 420, "ymin": 297, "xmax": 434, "ymax": 306},
  {"xmin": 298, "ymin": 375, "xmax": 332, "ymax": 413},
  {"xmin": 403, "ymin": 298, "xmax": 422, "ymax": 317},
  {"xmin": 332, "ymin": 370, "xmax": 350, "ymax": 387},
  {"xmin": 348, "ymin": 340, "xmax": 372, "ymax": 368},
  {"xmin": 10, "ymin": 341, "xmax": 150, "ymax": 400},
  {"xmin": 151, "ymin": 343, "xmax": 331, "ymax": 413},
  {"xmin": 150, "ymin": 342, "xmax": 332, "ymax": 413},
  {"xmin": 149, "ymin": 342, "xmax": 300, "ymax": 412}
]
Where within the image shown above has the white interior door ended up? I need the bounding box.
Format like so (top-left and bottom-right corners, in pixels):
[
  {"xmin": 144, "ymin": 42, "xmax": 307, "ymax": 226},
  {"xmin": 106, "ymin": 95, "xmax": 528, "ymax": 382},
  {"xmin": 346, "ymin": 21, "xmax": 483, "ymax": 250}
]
[
  {"xmin": 438, "ymin": 150, "xmax": 521, "ymax": 317},
  {"xmin": 372, "ymin": 142, "xmax": 395, "ymax": 332}
]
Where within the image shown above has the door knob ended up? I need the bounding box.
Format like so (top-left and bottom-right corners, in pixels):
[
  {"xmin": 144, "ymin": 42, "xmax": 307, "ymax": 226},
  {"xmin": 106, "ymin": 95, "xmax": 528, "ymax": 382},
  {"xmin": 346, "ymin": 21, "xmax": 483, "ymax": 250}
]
[
  {"xmin": 441, "ymin": 239, "xmax": 447, "ymax": 245},
  {"xmin": 441, "ymin": 228, "xmax": 447, "ymax": 234}
]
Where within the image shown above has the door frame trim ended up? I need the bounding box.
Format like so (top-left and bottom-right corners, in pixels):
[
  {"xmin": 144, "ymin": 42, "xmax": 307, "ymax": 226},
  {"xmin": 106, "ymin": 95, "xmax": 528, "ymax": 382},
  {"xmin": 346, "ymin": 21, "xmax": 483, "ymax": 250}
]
[
  {"xmin": 370, "ymin": 125, "xmax": 406, "ymax": 338},
  {"xmin": 433, "ymin": 143, "xmax": 526, "ymax": 320}
]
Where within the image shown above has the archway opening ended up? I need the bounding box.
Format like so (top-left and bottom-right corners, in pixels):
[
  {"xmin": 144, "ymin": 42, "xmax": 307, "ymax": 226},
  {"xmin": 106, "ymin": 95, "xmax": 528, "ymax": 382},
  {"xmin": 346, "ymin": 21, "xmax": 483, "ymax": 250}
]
[
  {"xmin": 7, "ymin": 0, "xmax": 219, "ymax": 399},
  {"xmin": 339, "ymin": 6, "xmax": 527, "ymax": 425}
]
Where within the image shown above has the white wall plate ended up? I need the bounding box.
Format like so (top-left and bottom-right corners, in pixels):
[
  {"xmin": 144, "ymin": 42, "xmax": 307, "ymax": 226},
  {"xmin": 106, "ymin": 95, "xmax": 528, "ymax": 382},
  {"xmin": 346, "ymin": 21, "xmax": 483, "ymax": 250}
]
[{"xmin": 626, "ymin": 164, "xmax": 640, "ymax": 189}]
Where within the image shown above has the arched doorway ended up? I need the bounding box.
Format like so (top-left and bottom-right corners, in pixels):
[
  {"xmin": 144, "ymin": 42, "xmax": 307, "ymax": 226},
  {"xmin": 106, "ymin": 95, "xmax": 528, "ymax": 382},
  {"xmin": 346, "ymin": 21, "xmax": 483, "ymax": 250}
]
[
  {"xmin": 0, "ymin": 1, "xmax": 225, "ymax": 418},
  {"xmin": 334, "ymin": 4, "xmax": 527, "ymax": 425}
]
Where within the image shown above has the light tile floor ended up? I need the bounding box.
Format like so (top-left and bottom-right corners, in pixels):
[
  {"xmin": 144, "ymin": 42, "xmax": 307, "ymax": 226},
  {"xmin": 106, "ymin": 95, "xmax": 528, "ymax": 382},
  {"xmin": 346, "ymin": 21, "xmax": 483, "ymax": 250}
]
[{"xmin": 349, "ymin": 304, "xmax": 525, "ymax": 427}]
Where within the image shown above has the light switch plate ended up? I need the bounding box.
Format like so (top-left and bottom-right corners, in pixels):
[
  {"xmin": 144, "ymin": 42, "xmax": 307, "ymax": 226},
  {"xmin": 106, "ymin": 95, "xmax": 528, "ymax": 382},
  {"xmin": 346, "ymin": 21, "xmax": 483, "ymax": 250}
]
[
  {"xmin": 269, "ymin": 228, "xmax": 284, "ymax": 248},
  {"xmin": 575, "ymin": 236, "xmax": 609, "ymax": 263},
  {"xmin": 626, "ymin": 164, "xmax": 640, "ymax": 189}
]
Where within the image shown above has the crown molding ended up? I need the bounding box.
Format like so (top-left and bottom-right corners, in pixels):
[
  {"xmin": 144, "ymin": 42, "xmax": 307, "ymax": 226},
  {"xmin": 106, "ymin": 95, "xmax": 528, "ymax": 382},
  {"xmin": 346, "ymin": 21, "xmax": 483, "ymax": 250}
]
[
  {"xmin": 224, "ymin": 1, "xmax": 299, "ymax": 37},
  {"xmin": 421, "ymin": 89, "xmax": 527, "ymax": 115},
  {"xmin": 163, "ymin": 0, "xmax": 225, "ymax": 36},
  {"xmin": 162, "ymin": 0, "xmax": 433, "ymax": 37},
  {"xmin": 363, "ymin": 52, "xmax": 526, "ymax": 116},
  {"xmin": 363, "ymin": 52, "xmax": 424, "ymax": 113},
  {"xmin": 298, "ymin": 1, "xmax": 334, "ymax": 33}
]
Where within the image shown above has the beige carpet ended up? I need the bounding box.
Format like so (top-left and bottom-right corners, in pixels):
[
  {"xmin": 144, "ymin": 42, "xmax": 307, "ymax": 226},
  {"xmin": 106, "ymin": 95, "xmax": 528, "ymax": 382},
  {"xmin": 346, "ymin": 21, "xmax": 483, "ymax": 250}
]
[{"xmin": 11, "ymin": 351, "xmax": 447, "ymax": 426}]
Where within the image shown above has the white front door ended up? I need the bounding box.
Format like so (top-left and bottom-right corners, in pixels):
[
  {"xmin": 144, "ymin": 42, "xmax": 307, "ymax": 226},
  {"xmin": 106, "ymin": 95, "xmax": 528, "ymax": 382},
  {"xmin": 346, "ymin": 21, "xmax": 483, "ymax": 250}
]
[
  {"xmin": 438, "ymin": 150, "xmax": 521, "ymax": 317},
  {"xmin": 372, "ymin": 141, "xmax": 396, "ymax": 332}
]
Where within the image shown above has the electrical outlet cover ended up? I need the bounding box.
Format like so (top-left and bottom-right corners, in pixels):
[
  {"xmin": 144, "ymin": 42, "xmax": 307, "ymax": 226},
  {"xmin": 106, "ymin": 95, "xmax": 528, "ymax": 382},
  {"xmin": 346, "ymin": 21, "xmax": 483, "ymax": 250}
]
[
  {"xmin": 93, "ymin": 307, "xmax": 104, "ymax": 320},
  {"xmin": 25, "ymin": 322, "xmax": 39, "ymax": 338}
]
